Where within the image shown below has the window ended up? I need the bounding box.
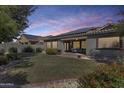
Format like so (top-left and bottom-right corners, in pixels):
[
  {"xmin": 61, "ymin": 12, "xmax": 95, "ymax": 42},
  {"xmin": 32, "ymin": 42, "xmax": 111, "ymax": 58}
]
[
  {"xmin": 47, "ymin": 42, "xmax": 51, "ymax": 48},
  {"xmin": 52, "ymin": 41, "xmax": 58, "ymax": 48},
  {"xmin": 64, "ymin": 43, "xmax": 69, "ymax": 51},
  {"xmin": 73, "ymin": 41, "xmax": 80, "ymax": 48},
  {"xmin": 98, "ymin": 37, "xmax": 120, "ymax": 48}
]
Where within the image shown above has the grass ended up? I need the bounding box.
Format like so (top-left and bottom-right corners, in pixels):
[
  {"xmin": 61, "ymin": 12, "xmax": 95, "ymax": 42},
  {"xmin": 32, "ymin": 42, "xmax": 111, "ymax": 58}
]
[{"xmin": 8, "ymin": 54, "xmax": 99, "ymax": 84}]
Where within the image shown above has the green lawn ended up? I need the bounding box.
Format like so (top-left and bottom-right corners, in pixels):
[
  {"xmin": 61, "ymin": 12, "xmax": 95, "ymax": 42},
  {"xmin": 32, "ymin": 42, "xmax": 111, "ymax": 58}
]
[{"xmin": 8, "ymin": 54, "xmax": 99, "ymax": 84}]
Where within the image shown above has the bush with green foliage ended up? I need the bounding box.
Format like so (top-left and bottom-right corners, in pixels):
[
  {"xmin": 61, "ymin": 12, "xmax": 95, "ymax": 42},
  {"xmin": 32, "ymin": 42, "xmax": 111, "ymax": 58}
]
[
  {"xmin": 22, "ymin": 46, "xmax": 34, "ymax": 53},
  {"xmin": 0, "ymin": 55, "xmax": 8, "ymax": 66},
  {"xmin": 36, "ymin": 47, "xmax": 42, "ymax": 53},
  {"xmin": 0, "ymin": 48, "xmax": 5, "ymax": 55},
  {"xmin": 57, "ymin": 49, "xmax": 61, "ymax": 55},
  {"xmin": 6, "ymin": 53, "xmax": 22, "ymax": 61},
  {"xmin": 46, "ymin": 48, "xmax": 58, "ymax": 55},
  {"xmin": 78, "ymin": 63, "xmax": 124, "ymax": 88},
  {"xmin": 9, "ymin": 47, "xmax": 18, "ymax": 53},
  {"xmin": 0, "ymin": 6, "xmax": 35, "ymax": 43},
  {"xmin": 0, "ymin": 9, "xmax": 18, "ymax": 42}
]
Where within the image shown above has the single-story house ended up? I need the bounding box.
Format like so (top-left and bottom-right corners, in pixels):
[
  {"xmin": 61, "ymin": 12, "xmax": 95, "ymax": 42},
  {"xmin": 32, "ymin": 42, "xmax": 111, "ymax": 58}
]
[
  {"xmin": 44, "ymin": 23, "xmax": 124, "ymax": 55},
  {"xmin": 18, "ymin": 34, "xmax": 44, "ymax": 45}
]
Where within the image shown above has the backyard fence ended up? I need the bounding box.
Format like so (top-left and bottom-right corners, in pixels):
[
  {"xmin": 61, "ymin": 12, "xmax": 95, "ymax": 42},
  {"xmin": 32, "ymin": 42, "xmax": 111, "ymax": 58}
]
[{"xmin": 0, "ymin": 42, "xmax": 44, "ymax": 53}]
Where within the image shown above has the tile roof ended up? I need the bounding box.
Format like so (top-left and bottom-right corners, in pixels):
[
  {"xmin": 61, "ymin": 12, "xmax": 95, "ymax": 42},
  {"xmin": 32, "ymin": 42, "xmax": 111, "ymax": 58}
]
[
  {"xmin": 86, "ymin": 23, "xmax": 116, "ymax": 35},
  {"xmin": 42, "ymin": 23, "xmax": 118, "ymax": 41},
  {"xmin": 45, "ymin": 27, "xmax": 98, "ymax": 41},
  {"xmin": 58, "ymin": 27, "xmax": 96, "ymax": 36},
  {"xmin": 22, "ymin": 34, "xmax": 42, "ymax": 41}
]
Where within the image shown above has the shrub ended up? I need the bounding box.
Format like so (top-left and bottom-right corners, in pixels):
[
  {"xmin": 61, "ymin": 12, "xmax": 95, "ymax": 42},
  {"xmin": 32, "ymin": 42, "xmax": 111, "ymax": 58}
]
[
  {"xmin": 46, "ymin": 48, "xmax": 58, "ymax": 55},
  {"xmin": 116, "ymin": 56, "xmax": 124, "ymax": 63},
  {"xmin": 6, "ymin": 53, "xmax": 22, "ymax": 61},
  {"xmin": 36, "ymin": 47, "xmax": 42, "ymax": 53},
  {"xmin": 57, "ymin": 49, "xmax": 61, "ymax": 55},
  {"xmin": 22, "ymin": 46, "xmax": 34, "ymax": 53},
  {"xmin": 78, "ymin": 63, "xmax": 124, "ymax": 88},
  {"xmin": 0, "ymin": 55, "xmax": 8, "ymax": 66},
  {"xmin": 0, "ymin": 48, "xmax": 5, "ymax": 55},
  {"xmin": 9, "ymin": 47, "xmax": 18, "ymax": 53}
]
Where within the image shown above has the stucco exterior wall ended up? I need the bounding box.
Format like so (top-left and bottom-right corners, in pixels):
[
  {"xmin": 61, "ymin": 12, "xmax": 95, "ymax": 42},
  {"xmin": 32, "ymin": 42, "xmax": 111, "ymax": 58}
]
[
  {"xmin": 57, "ymin": 41, "xmax": 62, "ymax": 50},
  {"xmin": 44, "ymin": 42, "xmax": 47, "ymax": 50},
  {"xmin": 57, "ymin": 40, "xmax": 65, "ymax": 53},
  {"xmin": 86, "ymin": 38, "xmax": 97, "ymax": 55}
]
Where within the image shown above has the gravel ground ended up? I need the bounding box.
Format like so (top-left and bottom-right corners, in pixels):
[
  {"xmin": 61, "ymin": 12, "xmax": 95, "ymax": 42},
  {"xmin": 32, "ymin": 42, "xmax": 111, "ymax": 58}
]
[{"xmin": 23, "ymin": 79, "xmax": 79, "ymax": 88}]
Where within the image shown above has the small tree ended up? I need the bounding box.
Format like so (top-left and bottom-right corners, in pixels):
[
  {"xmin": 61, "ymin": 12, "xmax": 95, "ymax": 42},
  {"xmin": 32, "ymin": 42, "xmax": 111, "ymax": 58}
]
[
  {"xmin": 9, "ymin": 47, "xmax": 18, "ymax": 54},
  {"xmin": 0, "ymin": 10, "xmax": 18, "ymax": 42},
  {"xmin": 116, "ymin": 12, "xmax": 124, "ymax": 36},
  {"xmin": 0, "ymin": 6, "xmax": 36, "ymax": 43},
  {"xmin": 115, "ymin": 21, "xmax": 124, "ymax": 36}
]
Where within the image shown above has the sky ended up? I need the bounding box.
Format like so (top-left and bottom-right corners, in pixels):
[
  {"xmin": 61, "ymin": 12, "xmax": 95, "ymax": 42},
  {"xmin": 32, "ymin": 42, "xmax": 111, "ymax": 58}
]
[{"xmin": 24, "ymin": 5, "xmax": 124, "ymax": 36}]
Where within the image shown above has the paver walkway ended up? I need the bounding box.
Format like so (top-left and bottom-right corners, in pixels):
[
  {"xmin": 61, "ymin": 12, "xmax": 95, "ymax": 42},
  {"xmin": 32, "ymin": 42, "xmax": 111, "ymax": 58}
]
[{"xmin": 59, "ymin": 52, "xmax": 91, "ymax": 60}]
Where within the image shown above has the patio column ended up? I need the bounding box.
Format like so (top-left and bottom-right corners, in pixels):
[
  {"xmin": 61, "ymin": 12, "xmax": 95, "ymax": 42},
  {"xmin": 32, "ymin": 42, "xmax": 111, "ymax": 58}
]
[
  {"xmin": 122, "ymin": 36, "xmax": 124, "ymax": 49},
  {"xmin": 51, "ymin": 42, "xmax": 53, "ymax": 48},
  {"xmin": 44, "ymin": 42, "xmax": 47, "ymax": 50},
  {"xmin": 58, "ymin": 40, "xmax": 65, "ymax": 54},
  {"xmin": 86, "ymin": 38, "xmax": 97, "ymax": 55},
  {"xmin": 119, "ymin": 36, "xmax": 123, "ymax": 49},
  {"xmin": 79, "ymin": 40, "xmax": 82, "ymax": 49}
]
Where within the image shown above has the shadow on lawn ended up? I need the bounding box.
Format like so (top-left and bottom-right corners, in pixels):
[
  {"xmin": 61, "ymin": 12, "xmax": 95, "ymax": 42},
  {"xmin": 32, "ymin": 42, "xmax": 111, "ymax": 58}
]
[
  {"xmin": 14, "ymin": 61, "xmax": 34, "ymax": 68},
  {"xmin": 0, "ymin": 53, "xmax": 36, "ymax": 88},
  {"xmin": 0, "ymin": 71, "xmax": 29, "ymax": 88}
]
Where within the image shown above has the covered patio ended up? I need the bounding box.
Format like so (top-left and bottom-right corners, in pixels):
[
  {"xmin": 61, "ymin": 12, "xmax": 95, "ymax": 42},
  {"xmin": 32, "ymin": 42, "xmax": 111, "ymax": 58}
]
[
  {"xmin": 44, "ymin": 23, "xmax": 124, "ymax": 59},
  {"xmin": 62, "ymin": 38, "xmax": 86, "ymax": 54},
  {"xmin": 44, "ymin": 28, "xmax": 92, "ymax": 54}
]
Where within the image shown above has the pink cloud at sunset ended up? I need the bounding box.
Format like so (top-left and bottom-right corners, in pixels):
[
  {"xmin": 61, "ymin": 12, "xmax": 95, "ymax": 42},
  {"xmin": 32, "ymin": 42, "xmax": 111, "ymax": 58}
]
[{"xmin": 24, "ymin": 6, "xmax": 124, "ymax": 36}]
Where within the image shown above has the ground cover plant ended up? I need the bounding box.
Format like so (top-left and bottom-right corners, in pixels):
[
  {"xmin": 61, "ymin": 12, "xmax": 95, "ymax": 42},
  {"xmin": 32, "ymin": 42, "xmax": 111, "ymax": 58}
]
[{"xmin": 78, "ymin": 63, "xmax": 124, "ymax": 88}]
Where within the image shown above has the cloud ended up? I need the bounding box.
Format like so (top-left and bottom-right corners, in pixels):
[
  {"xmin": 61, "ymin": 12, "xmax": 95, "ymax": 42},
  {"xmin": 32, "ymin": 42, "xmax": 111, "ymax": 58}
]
[
  {"xmin": 46, "ymin": 28, "xmax": 71, "ymax": 36},
  {"xmin": 26, "ymin": 12, "xmax": 105, "ymax": 36}
]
